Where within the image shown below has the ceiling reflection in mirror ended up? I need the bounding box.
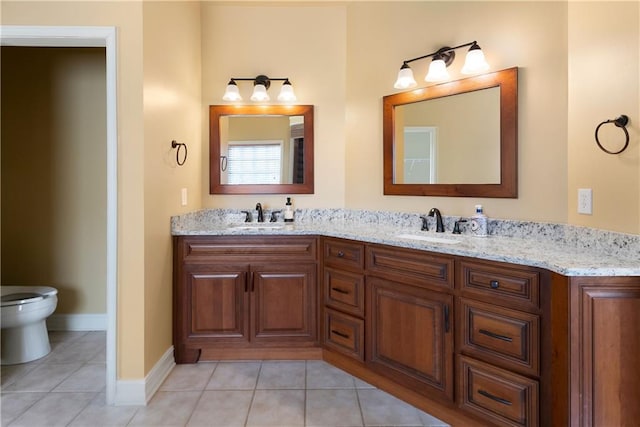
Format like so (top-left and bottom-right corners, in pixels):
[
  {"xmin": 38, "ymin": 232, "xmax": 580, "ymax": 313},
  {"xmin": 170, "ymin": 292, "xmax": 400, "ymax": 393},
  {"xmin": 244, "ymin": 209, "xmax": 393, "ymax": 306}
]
[
  {"xmin": 210, "ymin": 105, "xmax": 314, "ymax": 194},
  {"xmin": 393, "ymin": 87, "xmax": 500, "ymax": 184}
]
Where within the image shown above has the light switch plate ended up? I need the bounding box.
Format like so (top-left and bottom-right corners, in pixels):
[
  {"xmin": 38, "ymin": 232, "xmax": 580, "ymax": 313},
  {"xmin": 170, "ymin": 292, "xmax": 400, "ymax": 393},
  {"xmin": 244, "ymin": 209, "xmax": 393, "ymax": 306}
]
[{"xmin": 181, "ymin": 188, "xmax": 188, "ymax": 206}]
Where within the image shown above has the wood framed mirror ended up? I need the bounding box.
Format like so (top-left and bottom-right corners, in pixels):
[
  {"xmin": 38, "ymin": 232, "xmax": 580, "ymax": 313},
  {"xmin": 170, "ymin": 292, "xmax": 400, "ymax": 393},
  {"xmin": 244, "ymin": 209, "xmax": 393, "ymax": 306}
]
[
  {"xmin": 383, "ymin": 67, "xmax": 518, "ymax": 197},
  {"xmin": 210, "ymin": 105, "xmax": 314, "ymax": 194}
]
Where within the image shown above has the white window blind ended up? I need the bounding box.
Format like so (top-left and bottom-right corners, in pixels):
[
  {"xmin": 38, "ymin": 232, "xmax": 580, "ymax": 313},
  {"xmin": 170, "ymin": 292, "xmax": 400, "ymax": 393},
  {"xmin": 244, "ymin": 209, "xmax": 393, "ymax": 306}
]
[{"xmin": 227, "ymin": 142, "xmax": 282, "ymax": 184}]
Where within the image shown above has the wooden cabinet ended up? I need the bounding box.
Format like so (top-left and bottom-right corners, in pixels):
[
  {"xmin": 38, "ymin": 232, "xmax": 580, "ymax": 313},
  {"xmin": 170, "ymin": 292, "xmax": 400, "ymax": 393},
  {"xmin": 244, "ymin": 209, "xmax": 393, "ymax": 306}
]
[
  {"xmin": 321, "ymin": 238, "xmax": 365, "ymax": 361},
  {"xmin": 569, "ymin": 276, "xmax": 640, "ymax": 427},
  {"xmin": 174, "ymin": 236, "xmax": 318, "ymax": 363},
  {"xmin": 456, "ymin": 258, "xmax": 542, "ymax": 426},
  {"xmin": 365, "ymin": 244, "xmax": 455, "ymax": 402},
  {"xmin": 367, "ymin": 276, "xmax": 454, "ymax": 401}
]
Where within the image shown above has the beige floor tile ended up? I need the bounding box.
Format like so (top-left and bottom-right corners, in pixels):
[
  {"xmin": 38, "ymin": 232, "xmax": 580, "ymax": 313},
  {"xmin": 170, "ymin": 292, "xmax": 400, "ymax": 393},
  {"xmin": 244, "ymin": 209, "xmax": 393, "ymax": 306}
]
[
  {"xmin": 246, "ymin": 389, "xmax": 305, "ymax": 426},
  {"xmin": 7, "ymin": 391, "xmax": 96, "ymax": 427},
  {"xmin": 354, "ymin": 377, "xmax": 376, "ymax": 389},
  {"xmin": 0, "ymin": 363, "xmax": 38, "ymax": 388},
  {"xmin": 418, "ymin": 410, "xmax": 450, "ymax": 427},
  {"xmin": 256, "ymin": 361, "xmax": 305, "ymax": 389},
  {"xmin": 306, "ymin": 389, "xmax": 363, "ymax": 426},
  {"xmin": 306, "ymin": 360, "xmax": 356, "ymax": 389},
  {"xmin": 45, "ymin": 339, "xmax": 104, "ymax": 364},
  {"xmin": 53, "ymin": 363, "xmax": 106, "ymax": 392},
  {"xmin": 206, "ymin": 361, "xmax": 261, "ymax": 390},
  {"xmin": 160, "ymin": 362, "xmax": 217, "ymax": 391},
  {"xmin": 186, "ymin": 390, "xmax": 253, "ymax": 426},
  {"xmin": 68, "ymin": 393, "xmax": 140, "ymax": 427},
  {"xmin": 3, "ymin": 362, "xmax": 83, "ymax": 392},
  {"xmin": 127, "ymin": 391, "xmax": 201, "ymax": 427},
  {"xmin": 357, "ymin": 388, "xmax": 423, "ymax": 426},
  {"xmin": 0, "ymin": 392, "xmax": 46, "ymax": 427}
]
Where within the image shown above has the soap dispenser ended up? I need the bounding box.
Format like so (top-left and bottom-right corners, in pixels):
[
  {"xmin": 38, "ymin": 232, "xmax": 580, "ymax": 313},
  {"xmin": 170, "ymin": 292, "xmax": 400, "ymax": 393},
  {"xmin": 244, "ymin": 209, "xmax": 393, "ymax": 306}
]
[
  {"xmin": 284, "ymin": 197, "xmax": 294, "ymax": 222},
  {"xmin": 470, "ymin": 204, "xmax": 488, "ymax": 237}
]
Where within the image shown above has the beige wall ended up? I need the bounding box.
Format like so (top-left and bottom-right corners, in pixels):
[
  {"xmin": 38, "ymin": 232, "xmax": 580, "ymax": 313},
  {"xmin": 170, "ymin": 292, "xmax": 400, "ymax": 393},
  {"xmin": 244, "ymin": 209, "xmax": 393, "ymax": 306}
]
[
  {"xmin": 1, "ymin": 47, "xmax": 107, "ymax": 315},
  {"xmin": 200, "ymin": 2, "xmax": 347, "ymax": 211},
  {"xmin": 567, "ymin": 1, "xmax": 640, "ymax": 233},
  {"xmin": 142, "ymin": 0, "xmax": 202, "ymax": 373},
  {"xmin": 2, "ymin": 0, "xmax": 146, "ymax": 379}
]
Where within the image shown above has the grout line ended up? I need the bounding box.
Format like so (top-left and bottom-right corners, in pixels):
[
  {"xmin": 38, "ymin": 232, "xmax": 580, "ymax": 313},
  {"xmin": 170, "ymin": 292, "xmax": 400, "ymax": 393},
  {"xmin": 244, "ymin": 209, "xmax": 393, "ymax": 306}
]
[{"xmin": 243, "ymin": 360, "xmax": 262, "ymax": 427}]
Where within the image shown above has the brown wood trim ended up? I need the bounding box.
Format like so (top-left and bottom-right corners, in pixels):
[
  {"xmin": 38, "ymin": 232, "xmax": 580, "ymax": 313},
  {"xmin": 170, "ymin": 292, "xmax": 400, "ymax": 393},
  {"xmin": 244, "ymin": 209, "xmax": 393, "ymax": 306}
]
[{"xmin": 201, "ymin": 347, "xmax": 323, "ymax": 361}]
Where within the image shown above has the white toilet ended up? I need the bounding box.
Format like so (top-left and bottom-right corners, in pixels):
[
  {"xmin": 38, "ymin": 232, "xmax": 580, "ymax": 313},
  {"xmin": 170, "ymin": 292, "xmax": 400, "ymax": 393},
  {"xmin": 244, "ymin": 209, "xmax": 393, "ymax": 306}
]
[{"xmin": 1, "ymin": 285, "xmax": 58, "ymax": 365}]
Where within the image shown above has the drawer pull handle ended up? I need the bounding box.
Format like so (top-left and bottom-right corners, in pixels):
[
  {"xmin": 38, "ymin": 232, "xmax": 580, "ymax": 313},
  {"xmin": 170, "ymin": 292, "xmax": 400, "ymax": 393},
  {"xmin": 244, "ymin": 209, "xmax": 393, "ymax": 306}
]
[
  {"xmin": 489, "ymin": 280, "xmax": 500, "ymax": 289},
  {"xmin": 331, "ymin": 287, "xmax": 350, "ymax": 295},
  {"xmin": 331, "ymin": 330, "xmax": 350, "ymax": 339},
  {"xmin": 479, "ymin": 329, "xmax": 513, "ymax": 342},
  {"xmin": 337, "ymin": 251, "xmax": 345, "ymax": 258},
  {"xmin": 478, "ymin": 389, "xmax": 512, "ymax": 406}
]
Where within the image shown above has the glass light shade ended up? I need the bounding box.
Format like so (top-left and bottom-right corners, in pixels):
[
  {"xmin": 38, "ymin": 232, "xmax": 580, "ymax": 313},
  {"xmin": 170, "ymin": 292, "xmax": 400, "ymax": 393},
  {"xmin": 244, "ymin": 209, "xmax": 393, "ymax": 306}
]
[
  {"xmin": 394, "ymin": 66, "xmax": 417, "ymax": 89},
  {"xmin": 222, "ymin": 82, "xmax": 242, "ymax": 101},
  {"xmin": 425, "ymin": 58, "xmax": 449, "ymax": 82},
  {"xmin": 461, "ymin": 48, "xmax": 489, "ymax": 74},
  {"xmin": 277, "ymin": 82, "xmax": 297, "ymax": 102},
  {"xmin": 250, "ymin": 84, "xmax": 270, "ymax": 102}
]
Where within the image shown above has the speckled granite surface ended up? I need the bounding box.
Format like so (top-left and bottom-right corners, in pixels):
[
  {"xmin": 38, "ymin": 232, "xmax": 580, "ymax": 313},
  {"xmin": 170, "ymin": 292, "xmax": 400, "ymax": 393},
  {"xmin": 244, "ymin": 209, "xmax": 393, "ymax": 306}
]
[{"xmin": 171, "ymin": 208, "xmax": 640, "ymax": 277}]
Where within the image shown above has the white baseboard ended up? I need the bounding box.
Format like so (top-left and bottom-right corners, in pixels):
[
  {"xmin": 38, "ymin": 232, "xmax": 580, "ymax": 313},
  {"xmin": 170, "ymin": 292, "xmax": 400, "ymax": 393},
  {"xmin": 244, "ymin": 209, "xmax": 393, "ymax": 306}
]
[
  {"xmin": 114, "ymin": 346, "xmax": 175, "ymax": 406},
  {"xmin": 47, "ymin": 313, "xmax": 107, "ymax": 331}
]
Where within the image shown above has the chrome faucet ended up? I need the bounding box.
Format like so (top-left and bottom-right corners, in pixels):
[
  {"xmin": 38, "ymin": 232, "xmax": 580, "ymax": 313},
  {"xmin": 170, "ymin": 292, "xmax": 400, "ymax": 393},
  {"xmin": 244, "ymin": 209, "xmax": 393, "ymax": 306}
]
[
  {"xmin": 428, "ymin": 208, "xmax": 445, "ymax": 233},
  {"xmin": 255, "ymin": 203, "xmax": 264, "ymax": 222}
]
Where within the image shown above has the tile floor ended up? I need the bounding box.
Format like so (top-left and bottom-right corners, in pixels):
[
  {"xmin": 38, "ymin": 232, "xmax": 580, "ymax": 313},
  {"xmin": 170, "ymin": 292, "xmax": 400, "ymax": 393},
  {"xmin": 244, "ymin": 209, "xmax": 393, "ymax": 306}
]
[{"xmin": 1, "ymin": 331, "xmax": 449, "ymax": 426}]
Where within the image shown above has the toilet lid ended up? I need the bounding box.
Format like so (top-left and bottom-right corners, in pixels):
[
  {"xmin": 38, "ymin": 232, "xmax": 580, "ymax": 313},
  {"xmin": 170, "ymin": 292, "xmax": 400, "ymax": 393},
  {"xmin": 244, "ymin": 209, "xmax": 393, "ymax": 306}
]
[{"xmin": 1, "ymin": 292, "xmax": 44, "ymax": 306}]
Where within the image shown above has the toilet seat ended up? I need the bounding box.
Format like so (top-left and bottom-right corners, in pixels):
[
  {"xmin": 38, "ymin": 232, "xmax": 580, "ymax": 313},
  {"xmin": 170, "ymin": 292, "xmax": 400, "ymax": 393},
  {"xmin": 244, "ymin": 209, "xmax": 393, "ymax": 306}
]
[{"xmin": 1, "ymin": 293, "xmax": 45, "ymax": 307}]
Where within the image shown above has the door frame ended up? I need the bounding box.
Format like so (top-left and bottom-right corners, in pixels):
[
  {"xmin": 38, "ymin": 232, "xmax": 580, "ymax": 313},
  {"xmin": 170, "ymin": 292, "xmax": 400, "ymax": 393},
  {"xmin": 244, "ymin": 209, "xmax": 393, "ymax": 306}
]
[{"xmin": 1, "ymin": 25, "xmax": 118, "ymax": 404}]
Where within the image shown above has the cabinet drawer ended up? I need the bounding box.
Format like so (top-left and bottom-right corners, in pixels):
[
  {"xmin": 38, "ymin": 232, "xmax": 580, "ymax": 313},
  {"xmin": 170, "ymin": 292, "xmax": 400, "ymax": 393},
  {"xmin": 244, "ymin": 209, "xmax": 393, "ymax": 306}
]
[
  {"xmin": 459, "ymin": 298, "xmax": 539, "ymax": 377},
  {"xmin": 323, "ymin": 308, "xmax": 364, "ymax": 361},
  {"xmin": 458, "ymin": 355, "xmax": 538, "ymax": 427},
  {"xmin": 458, "ymin": 259, "xmax": 540, "ymax": 310},
  {"xmin": 179, "ymin": 236, "xmax": 317, "ymax": 263},
  {"xmin": 323, "ymin": 238, "xmax": 364, "ymax": 272},
  {"xmin": 366, "ymin": 245, "xmax": 453, "ymax": 289},
  {"xmin": 324, "ymin": 268, "xmax": 365, "ymax": 317}
]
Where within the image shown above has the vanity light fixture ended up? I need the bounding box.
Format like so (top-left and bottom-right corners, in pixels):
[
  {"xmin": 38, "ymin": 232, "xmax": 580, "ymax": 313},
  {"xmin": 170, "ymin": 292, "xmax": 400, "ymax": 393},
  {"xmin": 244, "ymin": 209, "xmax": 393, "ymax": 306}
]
[
  {"xmin": 394, "ymin": 41, "xmax": 490, "ymax": 89},
  {"xmin": 222, "ymin": 75, "xmax": 297, "ymax": 102}
]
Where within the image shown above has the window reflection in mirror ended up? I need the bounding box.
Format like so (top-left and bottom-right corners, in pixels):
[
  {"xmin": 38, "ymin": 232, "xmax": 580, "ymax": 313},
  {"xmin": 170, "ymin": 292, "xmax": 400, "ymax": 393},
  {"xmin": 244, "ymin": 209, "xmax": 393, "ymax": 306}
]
[
  {"xmin": 220, "ymin": 115, "xmax": 305, "ymax": 185},
  {"xmin": 210, "ymin": 105, "xmax": 314, "ymax": 194}
]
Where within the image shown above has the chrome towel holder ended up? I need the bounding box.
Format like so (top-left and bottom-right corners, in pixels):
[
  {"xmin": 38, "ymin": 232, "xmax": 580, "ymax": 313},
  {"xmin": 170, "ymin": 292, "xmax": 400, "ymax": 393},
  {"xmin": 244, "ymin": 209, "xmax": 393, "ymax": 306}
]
[
  {"xmin": 595, "ymin": 115, "xmax": 630, "ymax": 155},
  {"xmin": 171, "ymin": 140, "xmax": 188, "ymax": 166}
]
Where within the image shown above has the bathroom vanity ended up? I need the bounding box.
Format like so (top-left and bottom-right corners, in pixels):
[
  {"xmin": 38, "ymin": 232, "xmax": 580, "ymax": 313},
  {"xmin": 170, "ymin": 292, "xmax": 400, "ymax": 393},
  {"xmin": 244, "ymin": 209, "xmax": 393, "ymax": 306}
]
[{"xmin": 172, "ymin": 212, "xmax": 640, "ymax": 427}]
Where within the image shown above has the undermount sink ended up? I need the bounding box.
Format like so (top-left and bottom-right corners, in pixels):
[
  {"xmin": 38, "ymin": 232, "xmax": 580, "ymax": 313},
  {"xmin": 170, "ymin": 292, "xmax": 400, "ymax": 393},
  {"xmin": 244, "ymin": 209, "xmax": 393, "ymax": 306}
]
[
  {"xmin": 228, "ymin": 223, "xmax": 285, "ymax": 231},
  {"xmin": 395, "ymin": 233, "xmax": 460, "ymax": 244}
]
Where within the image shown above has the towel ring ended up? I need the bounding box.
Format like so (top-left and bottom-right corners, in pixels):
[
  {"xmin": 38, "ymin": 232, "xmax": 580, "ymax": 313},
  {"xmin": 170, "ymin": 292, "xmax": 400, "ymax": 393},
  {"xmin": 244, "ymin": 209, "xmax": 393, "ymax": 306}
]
[
  {"xmin": 595, "ymin": 115, "xmax": 629, "ymax": 155},
  {"xmin": 171, "ymin": 140, "xmax": 188, "ymax": 166}
]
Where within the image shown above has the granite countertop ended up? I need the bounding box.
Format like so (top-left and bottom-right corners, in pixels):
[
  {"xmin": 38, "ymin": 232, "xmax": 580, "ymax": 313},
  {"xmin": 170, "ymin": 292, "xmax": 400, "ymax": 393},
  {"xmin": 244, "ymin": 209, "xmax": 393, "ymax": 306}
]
[{"xmin": 172, "ymin": 209, "xmax": 640, "ymax": 277}]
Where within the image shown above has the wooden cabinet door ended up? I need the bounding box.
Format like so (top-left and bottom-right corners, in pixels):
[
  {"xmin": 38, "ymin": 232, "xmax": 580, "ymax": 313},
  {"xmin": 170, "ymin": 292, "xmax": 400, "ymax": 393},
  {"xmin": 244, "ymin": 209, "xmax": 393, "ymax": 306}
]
[
  {"xmin": 250, "ymin": 263, "xmax": 317, "ymax": 344},
  {"xmin": 367, "ymin": 276, "xmax": 454, "ymax": 401},
  {"xmin": 570, "ymin": 277, "xmax": 640, "ymax": 427},
  {"xmin": 185, "ymin": 264, "xmax": 249, "ymax": 341}
]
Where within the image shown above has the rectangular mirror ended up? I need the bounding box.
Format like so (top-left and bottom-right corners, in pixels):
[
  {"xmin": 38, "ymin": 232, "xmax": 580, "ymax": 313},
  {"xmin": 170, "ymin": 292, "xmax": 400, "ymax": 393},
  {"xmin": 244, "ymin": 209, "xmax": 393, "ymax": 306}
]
[
  {"xmin": 210, "ymin": 105, "xmax": 314, "ymax": 194},
  {"xmin": 383, "ymin": 67, "xmax": 518, "ymax": 197}
]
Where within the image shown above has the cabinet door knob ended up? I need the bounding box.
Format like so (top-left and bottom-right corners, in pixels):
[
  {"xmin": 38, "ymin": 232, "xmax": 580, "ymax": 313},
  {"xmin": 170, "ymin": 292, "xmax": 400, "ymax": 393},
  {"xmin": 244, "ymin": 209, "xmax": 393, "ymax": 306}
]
[
  {"xmin": 490, "ymin": 280, "xmax": 500, "ymax": 289},
  {"xmin": 337, "ymin": 251, "xmax": 345, "ymax": 258}
]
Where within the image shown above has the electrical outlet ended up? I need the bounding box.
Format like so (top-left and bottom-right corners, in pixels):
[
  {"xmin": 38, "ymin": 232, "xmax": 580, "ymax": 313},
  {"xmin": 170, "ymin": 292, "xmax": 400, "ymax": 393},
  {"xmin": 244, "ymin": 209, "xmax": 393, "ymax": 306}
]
[
  {"xmin": 181, "ymin": 188, "xmax": 188, "ymax": 206},
  {"xmin": 578, "ymin": 188, "xmax": 592, "ymax": 215}
]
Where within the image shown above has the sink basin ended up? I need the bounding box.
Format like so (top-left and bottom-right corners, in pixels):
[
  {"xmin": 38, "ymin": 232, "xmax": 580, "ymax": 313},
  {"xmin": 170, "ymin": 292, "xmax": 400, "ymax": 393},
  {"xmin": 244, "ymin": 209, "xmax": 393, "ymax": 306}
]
[
  {"xmin": 228, "ymin": 223, "xmax": 285, "ymax": 231},
  {"xmin": 395, "ymin": 233, "xmax": 460, "ymax": 244}
]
